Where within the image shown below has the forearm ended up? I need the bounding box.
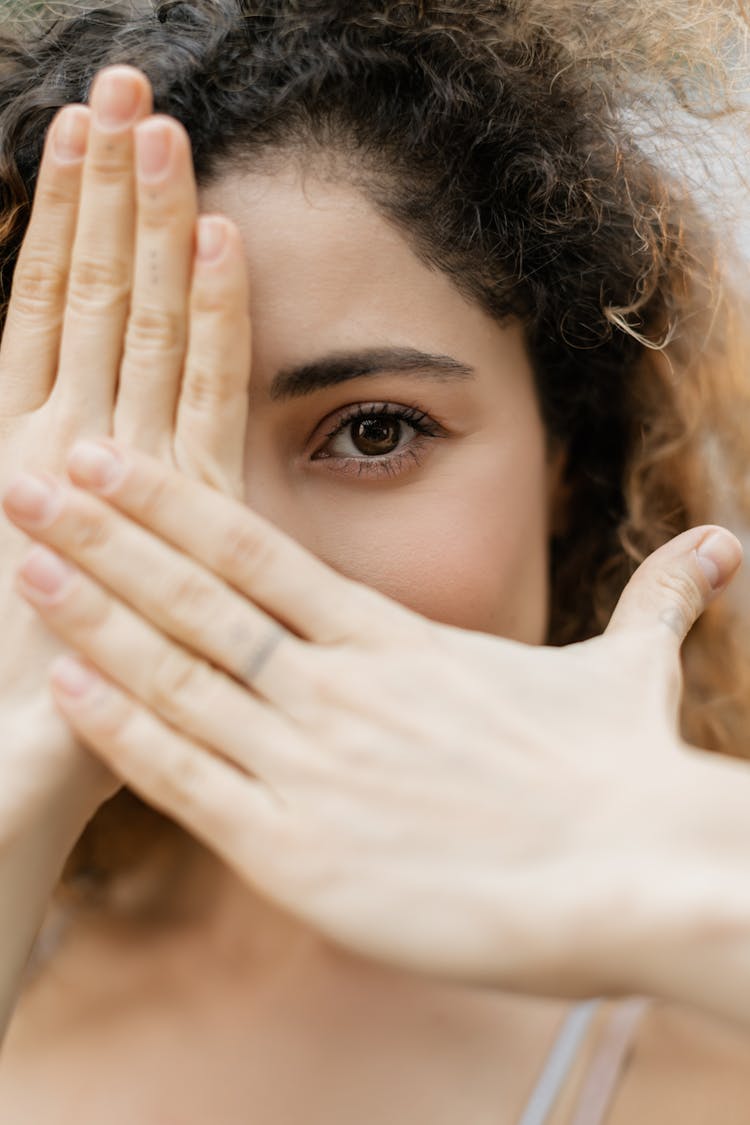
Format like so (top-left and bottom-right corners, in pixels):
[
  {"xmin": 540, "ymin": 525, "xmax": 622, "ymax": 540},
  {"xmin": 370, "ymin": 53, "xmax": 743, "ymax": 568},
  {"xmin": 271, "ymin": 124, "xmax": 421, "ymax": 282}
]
[
  {"xmin": 0, "ymin": 785, "xmax": 93, "ymax": 1042},
  {"xmin": 628, "ymin": 748, "xmax": 750, "ymax": 1030}
]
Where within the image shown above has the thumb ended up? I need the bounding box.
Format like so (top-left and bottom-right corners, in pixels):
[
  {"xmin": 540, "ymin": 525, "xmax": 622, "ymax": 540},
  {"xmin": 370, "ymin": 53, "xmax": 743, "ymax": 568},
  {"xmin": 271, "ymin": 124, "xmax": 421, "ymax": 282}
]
[{"xmin": 605, "ymin": 525, "xmax": 743, "ymax": 645}]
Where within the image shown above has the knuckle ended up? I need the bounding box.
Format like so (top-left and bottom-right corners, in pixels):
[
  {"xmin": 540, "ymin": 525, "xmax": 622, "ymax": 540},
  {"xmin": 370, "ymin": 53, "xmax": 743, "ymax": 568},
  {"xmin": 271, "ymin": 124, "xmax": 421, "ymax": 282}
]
[
  {"xmin": 285, "ymin": 652, "xmax": 350, "ymax": 726},
  {"xmin": 58, "ymin": 575, "xmax": 112, "ymax": 633},
  {"xmin": 296, "ymin": 651, "xmax": 338, "ymax": 700},
  {"xmin": 155, "ymin": 741, "xmax": 205, "ymax": 811},
  {"xmin": 68, "ymin": 510, "xmax": 111, "ymax": 553},
  {"xmin": 149, "ymin": 647, "xmax": 205, "ymax": 719},
  {"xmin": 165, "ymin": 568, "xmax": 218, "ymax": 631},
  {"xmin": 137, "ymin": 196, "xmax": 186, "ymax": 231},
  {"xmin": 131, "ymin": 472, "xmax": 172, "ymax": 525},
  {"xmin": 181, "ymin": 364, "xmax": 237, "ymax": 411},
  {"xmin": 191, "ymin": 280, "xmax": 234, "ymax": 317},
  {"xmin": 78, "ymin": 585, "xmax": 113, "ymax": 628},
  {"xmin": 86, "ymin": 150, "xmax": 133, "ymax": 182},
  {"xmin": 10, "ymin": 256, "xmax": 69, "ymax": 319},
  {"xmin": 88, "ymin": 689, "xmax": 137, "ymax": 741},
  {"xmin": 34, "ymin": 177, "xmax": 80, "ymax": 212},
  {"xmin": 135, "ymin": 193, "xmax": 169, "ymax": 225},
  {"xmin": 653, "ymin": 569, "xmax": 703, "ymax": 634},
  {"xmin": 215, "ymin": 520, "xmax": 274, "ymax": 581},
  {"xmin": 124, "ymin": 305, "xmax": 185, "ymax": 355},
  {"xmin": 66, "ymin": 256, "xmax": 131, "ymax": 314}
]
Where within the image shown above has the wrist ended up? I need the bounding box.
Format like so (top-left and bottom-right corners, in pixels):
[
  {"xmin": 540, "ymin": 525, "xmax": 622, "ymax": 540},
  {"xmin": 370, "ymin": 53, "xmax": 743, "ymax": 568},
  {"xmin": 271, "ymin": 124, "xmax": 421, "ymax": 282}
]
[{"xmin": 0, "ymin": 777, "xmax": 104, "ymax": 1039}]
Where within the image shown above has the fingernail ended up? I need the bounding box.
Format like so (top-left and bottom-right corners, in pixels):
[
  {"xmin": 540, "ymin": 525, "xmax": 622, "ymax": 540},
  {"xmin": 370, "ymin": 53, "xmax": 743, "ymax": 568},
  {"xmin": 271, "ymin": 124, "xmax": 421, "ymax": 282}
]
[
  {"xmin": 51, "ymin": 654, "xmax": 99, "ymax": 698},
  {"xmin": 696, "ymin": 530, "xmax": 743, "ymax": 590},
  {"xmin": 2, "ymin": 472, "xmax": 62, "ymax": 526},
  {"xmin": 93, "ymin": 68, "xmax": 143, "ymax": 131},
  {"xmin": 53, "ymin": 107, "xmax": 90, "ymax": 164},
  {"xmin": 18, "ymin": 545, "xmax": 74, "ymax": 597},
  {"xmin": 197, "ymin": 217, "xmax": 228, "ymax": 262},
  {"xmin": 135, "ymin": 119, "xmax": 173, "ymax": 182},
  {"xmin": 67, "ymin": 440, "xmax": 126, "ymax": 491}
]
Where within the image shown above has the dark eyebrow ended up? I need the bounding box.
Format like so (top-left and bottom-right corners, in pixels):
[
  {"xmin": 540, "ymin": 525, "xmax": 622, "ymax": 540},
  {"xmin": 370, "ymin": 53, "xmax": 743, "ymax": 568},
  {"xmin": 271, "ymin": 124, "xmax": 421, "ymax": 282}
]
[{"xmin": 268, "ymin": 347, "xmax": 476, "ymax": 402}]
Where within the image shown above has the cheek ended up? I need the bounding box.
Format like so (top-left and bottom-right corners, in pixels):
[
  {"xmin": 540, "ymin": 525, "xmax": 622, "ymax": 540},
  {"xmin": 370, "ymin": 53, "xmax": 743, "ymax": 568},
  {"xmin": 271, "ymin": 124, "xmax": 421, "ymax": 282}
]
[{"xmin": 303, "ymin": 436, "xmax": 552, "ymax": 644}]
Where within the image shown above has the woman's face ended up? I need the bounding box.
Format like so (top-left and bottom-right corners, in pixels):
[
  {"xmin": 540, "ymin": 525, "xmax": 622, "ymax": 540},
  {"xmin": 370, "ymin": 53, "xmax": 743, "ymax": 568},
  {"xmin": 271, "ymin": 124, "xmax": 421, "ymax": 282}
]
[{"xmin": 200, "ymin": 163, "xmax": 564, "ymax": 645}]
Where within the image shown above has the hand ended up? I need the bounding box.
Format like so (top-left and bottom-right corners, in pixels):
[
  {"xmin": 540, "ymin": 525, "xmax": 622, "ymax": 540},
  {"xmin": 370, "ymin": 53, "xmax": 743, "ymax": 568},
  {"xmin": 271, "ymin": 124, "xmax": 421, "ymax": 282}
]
[
  {"xmin": 2, "ymin": 437, "xmax": 742, "ymax": 999},
  {"xmin": 0, "ymin": 64, "xmax": 250, "ymax": 827}
]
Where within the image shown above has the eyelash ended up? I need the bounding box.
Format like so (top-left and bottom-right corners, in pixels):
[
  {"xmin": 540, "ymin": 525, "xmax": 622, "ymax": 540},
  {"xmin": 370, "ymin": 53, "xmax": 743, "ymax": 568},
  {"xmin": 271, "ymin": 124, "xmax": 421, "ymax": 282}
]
[{"xmin": 310, "ymin": 401, "xmax": 447, "ymax": 479}]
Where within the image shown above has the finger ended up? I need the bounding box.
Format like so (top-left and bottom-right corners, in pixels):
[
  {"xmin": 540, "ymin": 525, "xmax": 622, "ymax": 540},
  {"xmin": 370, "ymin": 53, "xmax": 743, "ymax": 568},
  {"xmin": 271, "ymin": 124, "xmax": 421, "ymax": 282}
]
[
  {"xmin": 0, "ymin": 106, "xmax": 90, "ymax": 415},
  {"xmin": 51, "ymin": 65, "xmax": 152, "ymax": 419},
  {"xmin": 63, "ymin": 438, "xmax": 409, "ymax": 644},
  {"xmin": 1, "ymin": 469, "xmax": 312, "ymax": 711},
  {"xmin": 605, "ymin": 525, "xmax": 743, "ymax": 647},
  {"xmin": 13, "ymin": 536, "xmax": 303, "ymax": 779},
  {"xmin": 172, "ymin": 216, "xmax": 251, "ymax": 500},
  {"xmin": 113, "ymin": 116, "xmax": 198, "ymax": 451},
  {"xmin": 47, "ymin": 653, "xmax": 284, "ymax": 871}
]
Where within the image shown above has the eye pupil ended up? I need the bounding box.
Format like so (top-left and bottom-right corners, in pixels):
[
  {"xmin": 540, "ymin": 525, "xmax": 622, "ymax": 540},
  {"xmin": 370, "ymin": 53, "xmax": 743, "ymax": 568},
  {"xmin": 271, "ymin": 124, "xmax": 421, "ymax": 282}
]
[{"xmin": 352, "ymin": 417, "xmax": 401, "ymax": 455}]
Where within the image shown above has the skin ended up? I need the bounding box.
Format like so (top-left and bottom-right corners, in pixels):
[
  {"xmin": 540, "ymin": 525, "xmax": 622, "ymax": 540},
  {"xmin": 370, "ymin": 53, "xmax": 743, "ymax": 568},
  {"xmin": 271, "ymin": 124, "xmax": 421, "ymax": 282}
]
[
  {"xmin": 203, "ymin": 164, "xmax": 563, "ymax": 639},
  {"xmin": 0, "ymin": 68, "xmax": 583, "ymax": 1116},
  {"xmin": 41, "ymin": 157, "xmax": 568, "ymax": 969},
  {"xmin": 2, "ymin": 65, "xmax": 750, "ymax": 1120},
  {"xmin": 0, "ymin": 62, "xmax": 264, "ymax": 1059},
  {"xmin": 0, "ymin": 78, "xmax": 585, "ymax": 1117}
]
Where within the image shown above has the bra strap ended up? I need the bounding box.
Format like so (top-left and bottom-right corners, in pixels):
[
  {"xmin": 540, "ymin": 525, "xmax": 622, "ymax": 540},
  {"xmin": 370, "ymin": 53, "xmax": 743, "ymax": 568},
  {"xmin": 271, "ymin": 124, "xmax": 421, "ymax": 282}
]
[
  {"xmin": 567, "ymin": 996, "xmax": 653, "ymax": 1125},
  {"xmin": 515, "ymin": 999, "xmax": 602, "ymax": 1125}
]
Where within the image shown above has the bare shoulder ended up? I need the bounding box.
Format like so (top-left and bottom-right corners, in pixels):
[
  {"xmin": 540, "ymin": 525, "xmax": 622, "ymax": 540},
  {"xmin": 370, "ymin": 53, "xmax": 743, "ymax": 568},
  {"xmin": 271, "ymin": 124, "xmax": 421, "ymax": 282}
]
[{"xmin": 609, "ymin": 998, "xmax": 750, "ymax": 1124}]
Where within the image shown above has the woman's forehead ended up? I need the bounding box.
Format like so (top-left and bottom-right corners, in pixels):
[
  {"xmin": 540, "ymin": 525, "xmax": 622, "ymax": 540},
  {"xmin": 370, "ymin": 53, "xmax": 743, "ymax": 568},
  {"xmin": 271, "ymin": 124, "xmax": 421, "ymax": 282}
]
[
  {"xmin": 199, "ymin": 163, "xmax": 431, "ymax": 295},
  {"xmin": 198, "ymin": 163, "xmax": 524, "ymax": 382}
]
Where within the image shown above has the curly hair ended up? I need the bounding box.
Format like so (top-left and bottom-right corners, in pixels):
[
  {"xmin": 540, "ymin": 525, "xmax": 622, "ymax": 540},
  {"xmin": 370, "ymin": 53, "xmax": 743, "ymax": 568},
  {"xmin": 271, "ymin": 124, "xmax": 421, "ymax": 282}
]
[{"xmin": 1, "ymin": 0, "xmax": 749, "ymax": 922}]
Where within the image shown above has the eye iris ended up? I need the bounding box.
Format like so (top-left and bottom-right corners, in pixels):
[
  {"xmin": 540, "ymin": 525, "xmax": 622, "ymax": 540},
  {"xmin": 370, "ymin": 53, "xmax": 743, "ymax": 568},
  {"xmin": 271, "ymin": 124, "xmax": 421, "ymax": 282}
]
[{"xmin": 351, "ymin": 417, "xmax": 401, "ymax": 455}]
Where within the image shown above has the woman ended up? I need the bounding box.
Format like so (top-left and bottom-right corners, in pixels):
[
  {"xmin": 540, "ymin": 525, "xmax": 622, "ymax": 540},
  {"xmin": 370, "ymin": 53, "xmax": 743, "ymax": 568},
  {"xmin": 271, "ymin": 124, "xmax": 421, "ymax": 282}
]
[{"xmin": 1, "ymin": 0, "xmax": 750, "ymax": 1119}]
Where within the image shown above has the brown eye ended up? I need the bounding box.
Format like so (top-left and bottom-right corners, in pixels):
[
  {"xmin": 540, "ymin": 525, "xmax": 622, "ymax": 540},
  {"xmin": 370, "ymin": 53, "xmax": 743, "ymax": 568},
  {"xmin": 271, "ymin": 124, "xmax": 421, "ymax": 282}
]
[
  {"xmin": 310, "ymin": 402, "xmax": 444, "ymax": 476},
  {"xmin": 350, "ymin": 416, "xmax": 402, "ymax": 455}
]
